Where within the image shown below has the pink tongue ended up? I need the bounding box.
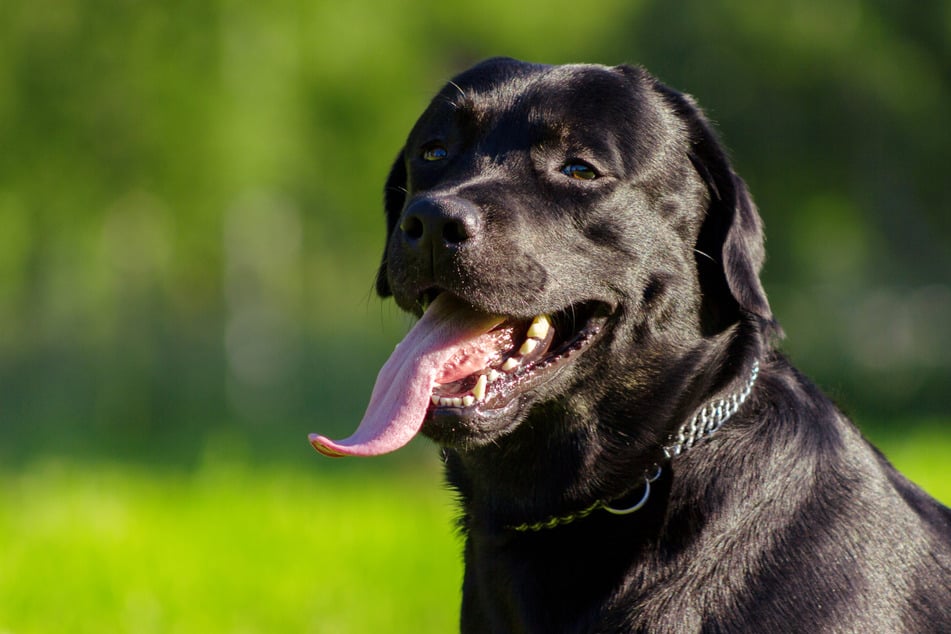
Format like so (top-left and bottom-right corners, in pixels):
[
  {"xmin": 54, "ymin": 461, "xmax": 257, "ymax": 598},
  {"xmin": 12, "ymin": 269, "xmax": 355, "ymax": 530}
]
[{"xmin": 309, "ymin": 295, "xmax": 504, "ymax": 457}]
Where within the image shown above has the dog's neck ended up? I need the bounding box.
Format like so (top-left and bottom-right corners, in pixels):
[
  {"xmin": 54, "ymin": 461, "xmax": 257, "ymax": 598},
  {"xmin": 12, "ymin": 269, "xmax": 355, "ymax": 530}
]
[
  {"xmin": 445, "ymin": 354, "xmax": 763, "ymax": 534},
  {"xmin": 506, "ymin": 359, "xmax": 761, "ymax": 532},
  {"xmin": 508, "ymin": 358, "xmax": 761, "ymax": 532}
]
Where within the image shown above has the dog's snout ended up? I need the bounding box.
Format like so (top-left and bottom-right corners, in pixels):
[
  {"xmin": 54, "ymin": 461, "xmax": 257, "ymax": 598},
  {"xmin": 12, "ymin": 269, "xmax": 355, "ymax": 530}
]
[{"xmin": 399, "ymin": 196, "xmax": 481, "ymax": 250}]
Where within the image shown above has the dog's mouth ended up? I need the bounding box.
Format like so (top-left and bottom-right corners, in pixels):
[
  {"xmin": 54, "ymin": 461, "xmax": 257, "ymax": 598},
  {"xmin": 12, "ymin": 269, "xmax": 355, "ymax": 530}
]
[
  {"xmin": 309, "ymin": 292, "xmax": 611, "ymax": 457},
  {"xmin": 428, "ymin": 300, "xmax": 608, "ymax": 412}
]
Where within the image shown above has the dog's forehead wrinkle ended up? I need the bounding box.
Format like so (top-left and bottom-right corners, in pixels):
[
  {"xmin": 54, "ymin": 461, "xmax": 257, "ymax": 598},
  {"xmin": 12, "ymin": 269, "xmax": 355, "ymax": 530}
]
[{"xmin": 441, "ymin": 64, "xmax": 663, "ymax": 169}]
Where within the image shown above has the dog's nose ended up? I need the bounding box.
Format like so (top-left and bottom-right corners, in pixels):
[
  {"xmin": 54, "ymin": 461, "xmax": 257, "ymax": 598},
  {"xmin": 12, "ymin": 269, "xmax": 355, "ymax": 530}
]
[{"xmin": 399, "ymin": 196, "xmax": 480, "ymax": 252}]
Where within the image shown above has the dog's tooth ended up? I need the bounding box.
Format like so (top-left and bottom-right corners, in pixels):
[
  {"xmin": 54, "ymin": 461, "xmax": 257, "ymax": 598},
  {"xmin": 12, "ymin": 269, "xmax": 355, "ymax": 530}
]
[
  {"xmin": 451, "ymin": 397, "xmax": 463, "ymax": 407},
  {"xmin": 439, "ymin": 397, "xmax": 454, "ymax": 407},
  {"xmin": 431, "ymin": 394, "xmax": 440, "ymax": 406},
  {"xmin": 462, "ymin": 395, "xmax": 475, "ymax": 407},
  {"xmin": 519, "ymin": 338, "xmax": 538, "ymax": 355},
  {"xmin": 488, "ymin": 369, "xmax": 502, "ymax": 383},
  {"xmin": 502, "ymin": 357, "xmax": 519, "ymax": 372},
  {"xmin": 527, "ymin": 315, "xmax": 551, "ymax": 340},
  {"xmin": 472, "ymin": 374, "xmax": 488, "ymax": 401}
]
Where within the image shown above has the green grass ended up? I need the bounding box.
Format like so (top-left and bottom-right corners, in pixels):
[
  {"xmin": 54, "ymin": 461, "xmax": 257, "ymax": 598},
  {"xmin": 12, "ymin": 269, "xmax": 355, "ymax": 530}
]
[
  {"xmin": 0, "ymin": 428, "xmax": 947, "ymax": 633},
  {"xmin": 0, "ymin": 452, "xmax": 462, "ymax": 633}
]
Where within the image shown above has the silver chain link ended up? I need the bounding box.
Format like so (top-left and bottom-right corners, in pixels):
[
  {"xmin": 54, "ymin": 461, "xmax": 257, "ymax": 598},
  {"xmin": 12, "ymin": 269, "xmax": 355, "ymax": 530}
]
[{"xmin": 663, "ymin": 359, "xmax": 760, "ymax": 459}]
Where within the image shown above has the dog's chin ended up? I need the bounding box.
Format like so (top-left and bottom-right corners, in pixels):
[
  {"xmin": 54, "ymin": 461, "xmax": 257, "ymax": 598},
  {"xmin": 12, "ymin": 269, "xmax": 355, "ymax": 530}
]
[
  {"xmin": 420, "ymin": 400, "xmax": 523, "ymax": 449},
  {"xmin": 418, "ymin": 298, "xmax": 613, "ymax": 450}
]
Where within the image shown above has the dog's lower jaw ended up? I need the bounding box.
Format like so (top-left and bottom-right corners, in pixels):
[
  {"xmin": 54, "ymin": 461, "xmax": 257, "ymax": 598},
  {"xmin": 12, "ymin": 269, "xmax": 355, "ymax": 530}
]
[{"xmin": 422, "ymin": 398, "xmax": 524, "ymax": 450}]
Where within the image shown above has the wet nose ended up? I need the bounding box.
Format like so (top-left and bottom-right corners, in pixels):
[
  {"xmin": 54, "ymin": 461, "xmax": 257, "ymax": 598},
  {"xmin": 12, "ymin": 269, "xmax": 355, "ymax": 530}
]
[{"xmin": 399, "ymin": 196, "xmax": 481, "ymax": 253}]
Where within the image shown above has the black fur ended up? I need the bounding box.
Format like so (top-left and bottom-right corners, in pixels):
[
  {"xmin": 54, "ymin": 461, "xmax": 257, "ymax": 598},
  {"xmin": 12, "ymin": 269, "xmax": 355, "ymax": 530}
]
[{"xmin": 375, "ymin": 58, "xmax": 951, "ymax": 633}]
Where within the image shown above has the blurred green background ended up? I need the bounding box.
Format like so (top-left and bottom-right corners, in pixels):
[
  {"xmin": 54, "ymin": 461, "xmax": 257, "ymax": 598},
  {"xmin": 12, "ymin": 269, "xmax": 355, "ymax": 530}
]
[{"xmin": 1, "ymin": 0, "xmax": 949, "ymax": 631}]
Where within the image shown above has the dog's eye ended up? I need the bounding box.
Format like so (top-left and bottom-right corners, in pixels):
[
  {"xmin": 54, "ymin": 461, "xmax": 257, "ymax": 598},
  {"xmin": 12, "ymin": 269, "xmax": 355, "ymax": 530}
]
[
  {"xmin": 561, "ymin": 162, "xmax": 598, "ymax": 180},
  {"xmin": 422, "ymin": 144, "xmax": 448, "ymax": 162}
]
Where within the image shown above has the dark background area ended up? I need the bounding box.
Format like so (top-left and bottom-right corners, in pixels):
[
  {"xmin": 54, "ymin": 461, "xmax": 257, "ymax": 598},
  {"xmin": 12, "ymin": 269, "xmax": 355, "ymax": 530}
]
[{"xmin": 1, "ymin": 0, "xmax": 949, "ymax": 468}]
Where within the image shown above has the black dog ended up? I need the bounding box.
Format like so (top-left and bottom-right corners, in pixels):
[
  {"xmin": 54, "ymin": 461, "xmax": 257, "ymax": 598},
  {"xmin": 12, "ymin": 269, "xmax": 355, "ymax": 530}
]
[{"xmin": 311, "ymin": 58, "xmax": 951, "ymax": 632}]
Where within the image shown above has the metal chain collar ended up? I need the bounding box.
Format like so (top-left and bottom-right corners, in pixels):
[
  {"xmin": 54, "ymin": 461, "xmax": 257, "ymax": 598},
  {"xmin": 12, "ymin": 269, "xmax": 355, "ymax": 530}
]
[
  {"xmin": 663, "ymin": 359, "xmax": 760, "ymax": 459},
  {"xmin": 509, "ymin": 360, "xmax": 761, "ymax": 532}
]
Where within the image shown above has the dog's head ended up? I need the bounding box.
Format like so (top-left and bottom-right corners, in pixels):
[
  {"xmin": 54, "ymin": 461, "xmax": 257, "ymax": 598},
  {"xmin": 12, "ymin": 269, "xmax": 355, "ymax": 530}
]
[{"xmin": 311, "ymin": 58, "xmax": 776, "ymax": 460}]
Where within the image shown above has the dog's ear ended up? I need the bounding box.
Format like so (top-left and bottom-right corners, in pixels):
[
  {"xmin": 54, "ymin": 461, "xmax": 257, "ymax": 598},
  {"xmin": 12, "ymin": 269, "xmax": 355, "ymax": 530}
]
[
  {"xmin": 375, "ymin": 151, "xmax": 407, "ymax": 297},
  {"xmin": 655, "ymin": 83, "xmax": 779, "ymax": 338}
]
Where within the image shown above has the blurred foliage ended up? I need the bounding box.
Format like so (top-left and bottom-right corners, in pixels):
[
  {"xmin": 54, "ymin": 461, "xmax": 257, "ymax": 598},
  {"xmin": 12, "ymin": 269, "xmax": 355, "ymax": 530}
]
[{"xmin": 0, "ymin": 0, "xmax": 949, "ymax": 464}]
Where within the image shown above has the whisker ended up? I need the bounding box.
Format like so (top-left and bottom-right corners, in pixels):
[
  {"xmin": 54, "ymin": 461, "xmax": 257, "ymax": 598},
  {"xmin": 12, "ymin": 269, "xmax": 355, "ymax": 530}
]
[{"xmin": 448, "ymin": 80, "xmax": 467, "ymax": 100}]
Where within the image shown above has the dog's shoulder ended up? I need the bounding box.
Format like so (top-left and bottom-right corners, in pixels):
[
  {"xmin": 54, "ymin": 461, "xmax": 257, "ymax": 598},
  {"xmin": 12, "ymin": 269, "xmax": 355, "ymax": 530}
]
[{"xmin": 622, "ymin": 354, "xmax": 951, "ymax": 632}]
